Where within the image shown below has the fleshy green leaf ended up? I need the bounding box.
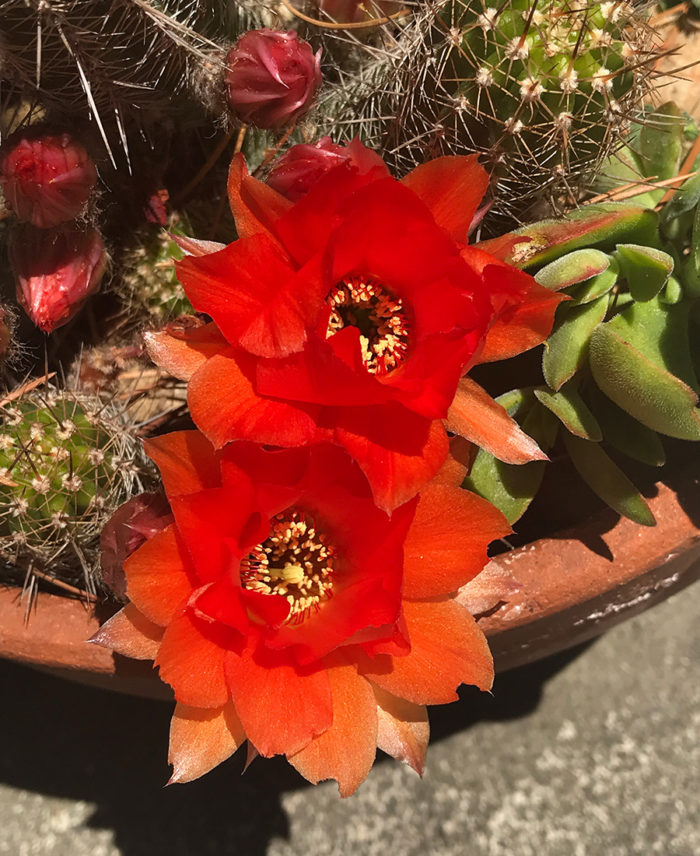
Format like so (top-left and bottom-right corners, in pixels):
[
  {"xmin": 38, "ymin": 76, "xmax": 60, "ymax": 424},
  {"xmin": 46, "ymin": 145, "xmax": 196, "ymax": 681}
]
[
  {"xmin": 543, "ymin": 295, "xmax": 608, "ymax": 390},
  {"xmin": 589, "ymin": 325, "xmax": 700, "ymax": 440},
  {"xmin": 638, "ymin": 102, "xmax": 684, "ymax": 204},
  {"xmin": 562, "ymin": 433, "xmax": 656, "ymax": 526},
  {"xmin": 569, "ymin": 257, "xmax": 619, "ymax": 304},
  {"xmin": 534, "ymin": 385, "xmax": 603, "ymax": 440},
  {"xmin": 589, "ymin": 387, "xmax": 666, "ymax": 467},
  {"xmin": 661, "ymin": 276, "xmax": 684, "ymax": 305},
  {"xmin": 535, "ymin": 249, "xmax": 610, "ymax": 291},
  {"xmin": 660, "ymin": 170, "xmax": 700, "ymax": 225},
  {"xmin": 614, "ymin": 244, "xmax": 674, "ymax": 302}
]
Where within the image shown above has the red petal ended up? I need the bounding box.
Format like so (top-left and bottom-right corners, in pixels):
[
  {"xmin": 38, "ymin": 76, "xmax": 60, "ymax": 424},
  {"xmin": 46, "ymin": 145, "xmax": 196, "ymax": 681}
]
[
  {"xmin": 401, "ymin": 155, "xmax": 488, "ymax": 243},
  {"xmin": 144, "ymin": 322, "xmax": 227, "ymax": 381},
  {"xmin": 171, "ymin": 234, "xmax": 226, "ymax": 257},
  {"xmin": 432, "ymin": 435, "xmax": 474, "ymax": 487},
  {"xmin": 123, "ymin": 525, "xmax": 196, "ymax": 626},
  {"xmin": 188, "ymin": 349, "xmax": 321, "ymax": 449},
  {"xmin": 90, "ymin": 603, "xmax": 163, "ymax": 660},
  {"xmin": 446, "ymin": 377, "xmax": 547, "ymax": 465},
  {"xmin": 289, "ymin": 660, "xmax": 377, "ymax": 797},
  {"xmin": 358, "ymin": 599, "xmax": 494, "ymax": 704},
  {"xmin": 227, "ymin": 153, "xmax": 292, "ymax": 243},
  {"xmin": 225, "ymin": 645, "xmax": 332, "ymax": 757},
  {"xmin": 373, "ymin": 684, "xmax": 429, "ymax": 776},
  {"xmin": 334, "ymin": 406, "xmax": 449, "ymax": 513},
  {"xmin": 143, "ymin": 431, "xmax": 220, "ymax": 497},
  {"xmin": 403, "ymin": 483, "xmax": 510, "ymax": 599},
  {"xmin": 156, "ymin": 609, "xmax": 232, "ymax": 708},
  {"xmin": 478, "ymin": 283, "xmax": 563, "ymax": 362},
  {"xmin": 176, "ymin": 234, "xmax": 312, "ymax": 358},
  {"xmin": 168, "ymin": 701, "xmax": 245, "ymax": 784}
]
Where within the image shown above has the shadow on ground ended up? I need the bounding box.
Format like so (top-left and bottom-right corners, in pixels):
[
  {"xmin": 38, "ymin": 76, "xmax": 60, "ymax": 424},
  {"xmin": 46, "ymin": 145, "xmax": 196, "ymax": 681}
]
[{"xmin": 0, "ymin": 643, "xmax": 590, "ymax": 856}]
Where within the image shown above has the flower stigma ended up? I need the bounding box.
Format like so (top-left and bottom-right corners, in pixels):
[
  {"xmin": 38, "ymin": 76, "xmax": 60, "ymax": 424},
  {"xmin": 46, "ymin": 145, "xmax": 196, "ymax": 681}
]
[
  {"xmin": 240, "ymin": 510, "xmax": 336, "ymax": 624},
  {"xmin": 326, "ymin": 276, "xmax": 410, "ymax": 376}
]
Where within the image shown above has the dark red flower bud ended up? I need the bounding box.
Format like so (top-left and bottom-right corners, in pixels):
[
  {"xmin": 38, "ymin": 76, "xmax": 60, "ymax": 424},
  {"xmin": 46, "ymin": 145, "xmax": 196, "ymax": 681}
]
[
  {"xmin": 225, "ymin": 29, "xmax": 322, "ymax": 129},
  {"xmin": 100, "ymin": 493, "xmax": 174, "ymax": 599},
  {"xmin": 315, "ymin": 0, "xmax": 399, "ymax": 24},
  {"xmin": 9, "ymin": 224, "xmax": 106, "ymax": 333},
  {"xmin": 266, "ymin": 136, "xmax": 350, "ymax": 201},
  {"xmin": 0, "ymin": 131, "xmax": 97, "ymax": 228}
]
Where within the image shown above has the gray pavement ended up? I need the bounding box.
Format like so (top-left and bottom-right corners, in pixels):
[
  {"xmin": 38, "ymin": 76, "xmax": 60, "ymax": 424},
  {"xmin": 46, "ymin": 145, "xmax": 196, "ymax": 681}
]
[{"xmin": 0, "ymin": 582, "xmax": 698, "ymax": 856}]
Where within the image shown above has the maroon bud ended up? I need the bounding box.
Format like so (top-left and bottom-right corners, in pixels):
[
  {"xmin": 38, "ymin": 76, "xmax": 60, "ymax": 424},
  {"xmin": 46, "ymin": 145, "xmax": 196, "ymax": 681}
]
[
  {"xmin": 100, "ymin": 493, "xmax": 174, "ymax": 599},
  {"xmin": 225, "ymin": 29, "xmax": 322, "ymax": 129},
  {"xmin": 9, "ymin": 224, "xmax": 106, "ymax": 333},
  {"xmin": 0, "ymin": 130, "xmax": 97, "ymax": 228},
  {"xmin": 267, "ymin": 136, "xmax": 350, "ymax": 202},
  {"xmin": 315, "ymin": 0, "xmax": 399, "ymax": 24}
]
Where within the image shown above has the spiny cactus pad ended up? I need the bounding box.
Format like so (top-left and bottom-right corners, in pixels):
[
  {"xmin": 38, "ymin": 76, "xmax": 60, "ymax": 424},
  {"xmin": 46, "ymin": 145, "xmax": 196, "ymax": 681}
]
[{"xmin": 0, "ymin": 387, "xmax": 150, "ymax": 589}]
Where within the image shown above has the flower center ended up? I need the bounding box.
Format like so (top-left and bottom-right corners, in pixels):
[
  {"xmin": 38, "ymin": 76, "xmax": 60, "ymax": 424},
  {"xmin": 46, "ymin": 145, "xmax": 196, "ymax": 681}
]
[
  {"xmin": 326, "ymin": 276, "xmax": 410, "ymax": 376},
  {"xmin": 240, "ymin": 510, "xmax": 336, "ymax": 624}
]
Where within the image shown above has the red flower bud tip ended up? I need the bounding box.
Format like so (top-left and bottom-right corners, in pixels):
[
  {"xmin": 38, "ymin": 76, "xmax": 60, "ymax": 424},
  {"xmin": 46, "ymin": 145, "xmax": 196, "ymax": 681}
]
[
  {"xmin": 144, "ymin": 188, "xmax": 170, "ymax": 226},
  {"xmin": 267, "ymin": 137, "xmax": 349, "ymax": 201},
  {"xmin": 0, "ymin": 131, "xmax": 97, "ymax": 229},
  {"xmin": 316, "ymin": 0, "xmax": 400, "ymax": 24},
  {"xmin": 225, "ymin": 29, "xmax": 322, "ymax": 129},
  {"xmin": 9, "ymin": 224, "xmax": 107, "ymax": 333},
  {"xmin": 100, "ymin": 493, "xmax": 173, "ymax": 599}
]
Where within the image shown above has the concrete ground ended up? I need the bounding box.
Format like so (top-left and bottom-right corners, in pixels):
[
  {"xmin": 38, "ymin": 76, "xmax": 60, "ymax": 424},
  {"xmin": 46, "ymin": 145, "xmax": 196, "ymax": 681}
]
[{"xmin": 0, "ymin": 582, "xmax": 698, "ymax": 856}]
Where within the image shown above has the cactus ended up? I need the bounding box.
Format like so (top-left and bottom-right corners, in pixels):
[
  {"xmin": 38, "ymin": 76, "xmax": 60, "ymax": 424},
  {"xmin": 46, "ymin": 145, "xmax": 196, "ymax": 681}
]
[
  {"xmin": 317, "ymin": 0, "xmax": 660, "ymax": 229},
  {"xmin": 0, "ymin": 386, "xmax": 152, "ymax": 593}
]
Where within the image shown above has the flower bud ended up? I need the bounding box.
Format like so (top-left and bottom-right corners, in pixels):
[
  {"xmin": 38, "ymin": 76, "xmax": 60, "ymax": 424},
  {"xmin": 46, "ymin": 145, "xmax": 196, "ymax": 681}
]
[
  {"xmin": 9, "ymin": 224, "xmax": 107, "ymax": 333},
  {"xmin": 0, "ymin": 130, "xmax": 98, "ymax": 228},
  {"xmin": 315, "ymin": 0, "xmax": 400, "ymax": 24},
  {"xmin": 267, "ymin": 136, "xmax": 350, "ymax": 201},
  {"xmin": 225, "ymin": 30, "xmax": 322, "ymax": 129},
  {"xmin": 100, "ymin": 493, "xmax": 173, "ymax": 599}
]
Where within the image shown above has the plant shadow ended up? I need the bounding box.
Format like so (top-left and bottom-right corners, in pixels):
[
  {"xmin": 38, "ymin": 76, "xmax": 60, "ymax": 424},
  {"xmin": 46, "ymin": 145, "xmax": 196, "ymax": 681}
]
[{"xmin": 0, "ymin": 642, "xmax": 592, "ymax": 855}]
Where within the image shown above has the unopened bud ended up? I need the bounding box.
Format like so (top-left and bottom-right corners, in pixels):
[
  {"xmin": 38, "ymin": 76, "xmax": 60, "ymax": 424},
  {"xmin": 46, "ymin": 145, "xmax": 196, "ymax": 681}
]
[
  {"xmin": 267, "ymin": 137, "xmax": 350, "ymax": 201},
  {"xmin": 315, "ymin": 0, "xmax": 399, "ymax": 24},
  {"xmin": 0, "ymin": 130, "xmax": 97, "ymax": 228},
  {"xmin": 225, "ymin": 30, "xmax": 322, "ymax": 129},
  {"xmin": 9, "ymin": 224, "xmax": 107, "ymax": 333}
]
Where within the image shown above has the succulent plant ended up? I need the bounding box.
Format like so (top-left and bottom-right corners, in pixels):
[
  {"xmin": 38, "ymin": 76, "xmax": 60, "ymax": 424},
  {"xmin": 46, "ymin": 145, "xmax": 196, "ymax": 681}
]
[
  {"xmin": 0, "ymin": 386, "xmax": 152, "ymax": 593},
  {"xmin": 318, "ymin": 0, "xmax": 660, "ymax": 229}
]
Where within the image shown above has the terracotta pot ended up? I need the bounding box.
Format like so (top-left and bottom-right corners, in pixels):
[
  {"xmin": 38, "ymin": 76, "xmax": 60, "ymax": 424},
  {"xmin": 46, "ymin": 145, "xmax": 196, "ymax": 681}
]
[{"xmin": 1, "ymin": 463, "xmax": 699, "ymax": 699}]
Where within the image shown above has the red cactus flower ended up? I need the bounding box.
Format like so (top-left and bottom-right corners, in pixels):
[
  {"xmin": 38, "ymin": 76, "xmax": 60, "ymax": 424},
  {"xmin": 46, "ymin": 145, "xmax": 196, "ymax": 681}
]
[
  {"xmin": 225, "ymin": 30, "xmax": 322, "ymax": 129},
  {"xmin": 8, "ymin": 224, "xmax": 106, "ymax": 333},
  {"xmin": 93, "ymin": 430, "xmax": 509, "ymax": 795},
  {"xmin": 267, "ymin": 137, "xmax": 350, "ymax": 202},
  {"xmin": 146, "ymin": 144, "xmax": 561, "ymax": 512},
  {"xmin": 0, "ymin": 130, "xmax": 97, "ymax": 228}
]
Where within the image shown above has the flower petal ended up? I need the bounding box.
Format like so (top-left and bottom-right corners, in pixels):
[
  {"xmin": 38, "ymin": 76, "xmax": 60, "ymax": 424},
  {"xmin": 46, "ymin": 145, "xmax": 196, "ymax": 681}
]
[
  {"xmin": 143, "ymin": 430, "xmax": 220, "ymax": 498},
  {"xmin": 432, "ymin": 435, "xmax": 474, "ymax": 487},
  {"xmin": 156, "ymin": 609, "xmax": 233, "ymax": 708},
  {"xmin": 90, "ymin": 603, "xmax": 163, "ymax": 660},
  {"xmin": 289, "ymin": 660, "xmax": 377, "ymax": 797},
  {"xmin": 358, "ymin": 599, "xmax": 494, "ymax": 704},
  {"xmin": 168, "ymin": 701, "xmax": 245, "ymax": 784},
  {"xmin": 227, "ymin": 153, "xmax": 292, "ymax": 243},
  {"xmin": 144, "ymin": 322, "xmax": 228, "ymax": 381},
  {"xmin": 188, "ymin": 349, "xmax": 321, "ymax": 449},
  {"xmin": 401, "ymin": 155, "xmax": 489, "ymax": 243},
  {"xmin": 403, "ymin": 483, "xmax": 510, "ymax": 599},
  {"xmin": 225, "ymin": 645, "xmax": 332, "ymax": 757},
  {"xmin": 123, "ymin": 525, "xmax": 196, "ymax": 626},
  {"xmin": 446, "ymin": 377, "xmax": 547, "ymax": 465},
  {"xmin": 333, "ymin": 406, "xmax": 449, "ymax": 513},
  {"xmin": 373, "ymin": 684, "xmax": 429, "ymax": 776}
]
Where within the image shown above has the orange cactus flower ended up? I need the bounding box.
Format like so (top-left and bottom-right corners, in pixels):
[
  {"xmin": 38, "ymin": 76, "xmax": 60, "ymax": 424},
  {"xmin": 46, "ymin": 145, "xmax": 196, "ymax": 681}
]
[
  {"xmin": 145, "ymin": 142, "xmax": 562, "ymax": 513},
  {"xmin": 93, "ymin": 430, "xmax": 509, "ymax": 795}
]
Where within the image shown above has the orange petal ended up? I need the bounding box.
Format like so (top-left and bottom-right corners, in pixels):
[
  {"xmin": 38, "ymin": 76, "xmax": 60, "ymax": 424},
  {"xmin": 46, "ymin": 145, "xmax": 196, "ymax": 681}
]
[
  {"xmin": 225, "ymin": 646, "xmax": 332, "ymax": 758},
  {"xmin": 403, "ymin": 483, "xmax": 510, "ymax": 599},
  {"xmin": 431, "ymin": 435, "xmax": 474, "ymax": 487},
  {"xmin": 143, "ymin": 431, "xmax": 220, "ymax": 498},
  {"xmin": 289, "ymin": 661, "xmax": 377, "ymax": 797},
  {"xmin": 358, "ymin": 599, "xmax": 494, "ymax": 704},
  {"xmin": 168, "ymin": 700, "xmax": 245, "ymax": 784},
  {"xmin": 401, "ymin": 155, "xmax": 489, "ymax": 243},
  {"xmin": 457, "ymin": 562, "xmax": 522, "ymax": 618},
  {"xmin": 144, "ymin": 322, "xmax": 227, "ymax": 381},
  {"xmin": 188, "ymin": 350, "xmax": 321, "ymax": 449},
  {"xmin": 373, "ymin": 684, "xmax": 429, "ymax": 776},
  {"xmin": 156, "ymin": 609, "xmax": 231, "ymax": 708},
  {"xmin": 90, "ymin": 603, "xmax": 163, "ymax": 660},
  {"xmin": 227, "ymin": 153, "xmax": 293, "ymax": 243},
  {"xmin": 446, "ymin": 377, "xmax": 547, "ymax": 465},
  {"xmin": 123, "ymin": 525, "xmax": 195, "ymax": 626}
]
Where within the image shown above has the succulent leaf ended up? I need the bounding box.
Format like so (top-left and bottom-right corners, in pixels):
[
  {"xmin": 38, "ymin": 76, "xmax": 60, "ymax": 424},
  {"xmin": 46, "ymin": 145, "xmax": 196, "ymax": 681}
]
[
  {"xmin": 614, "ymin": 244, "xmax": 674, "ymax": 302},
  {"xmin": 534, "ymin": 385, "xmax": 603, "ymax": 441},
  {"xmin": 535, "ymin": 249, "xmax": 610, "ymax": 291},
  {"xmin": 588, "ymin": 387, "xmax": 666, "ymax": 467},
  {"xmin": 543, "ymin": 295, "xmax": 609, "ymax": 390}
]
